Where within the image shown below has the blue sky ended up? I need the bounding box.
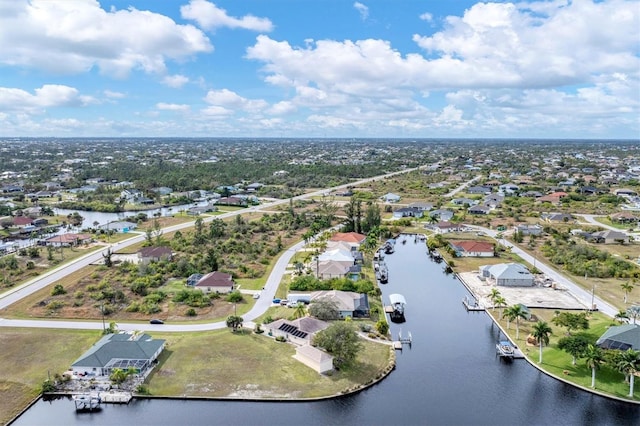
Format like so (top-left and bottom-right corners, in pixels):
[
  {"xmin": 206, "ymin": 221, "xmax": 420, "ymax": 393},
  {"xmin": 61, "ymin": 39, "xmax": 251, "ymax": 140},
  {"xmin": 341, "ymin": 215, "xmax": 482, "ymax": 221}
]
[{"xmin": 0, "ymin": 0, "xmax": 638, "ymax": 139}]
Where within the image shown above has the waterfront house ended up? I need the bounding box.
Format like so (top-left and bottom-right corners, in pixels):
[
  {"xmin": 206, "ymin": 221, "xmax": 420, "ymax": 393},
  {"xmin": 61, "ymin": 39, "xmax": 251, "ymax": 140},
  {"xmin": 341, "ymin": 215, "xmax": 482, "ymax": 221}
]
[
  {"xmin": 71, "ymin": 332, "xmax": 165, "ymax": 377},
  {"xmin": 480, "ymin": 263, "xmax": 534, "ymax": 287},
  {"xmin": 194, "ymin": 271, "xmax": 235, "ymax": 294},
  {"xmin": 328, "ymin": 231, "xmax": 366, "ymax": 248},
  {"xmin": 450, "ymin": 241, "xmax": 494, "ymax": 257},
  {"xmin": 596, "ymin": 324, "xmax": 640, "ymax": 350},
  {"xmin": 310, "ymin": 290, "xmax": 370, "ymax": 319},
  {"xmin": 265, "ymin": 317, "xmax": 330, "ymax": 346},
  {"xmin": 101, "ymin": 221, "xmax": 138, "ymax": 233},
  {"xmin": 294, "ymin": 345, "xmax": 334, "ymax": 374}
]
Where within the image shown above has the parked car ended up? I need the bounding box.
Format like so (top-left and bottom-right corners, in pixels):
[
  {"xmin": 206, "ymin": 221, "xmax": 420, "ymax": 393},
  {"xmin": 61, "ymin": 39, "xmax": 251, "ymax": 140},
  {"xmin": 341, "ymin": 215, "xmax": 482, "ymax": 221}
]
[
  {"xmin": 272, "ymin": 298, "xmax": 281, "ymax": 304},
  {"xmin": 149, "ymin": 319, "xmax": 164, "ymax": 324},
  {"xmin": 287, "ymin": 301, "xmax": 300, "ymax": 308},
  {"xmin": 253, "ymin": 292, "xmax": 261, "ymax": 299},
  {"xmin": 280, "ymin": 299, "xmax": 289, "ymax": 306}
]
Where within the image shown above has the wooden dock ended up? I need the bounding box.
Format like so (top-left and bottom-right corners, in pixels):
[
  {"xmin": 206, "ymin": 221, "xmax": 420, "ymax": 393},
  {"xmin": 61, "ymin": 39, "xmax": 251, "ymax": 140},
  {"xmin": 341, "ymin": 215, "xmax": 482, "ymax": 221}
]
[
  {"xmin": 462, "ymin": 297, "xmax": 485, "ymax": 311},
  {"xmin": 99, "ymin": 391, "xmax": 132, "ymax": 403}
]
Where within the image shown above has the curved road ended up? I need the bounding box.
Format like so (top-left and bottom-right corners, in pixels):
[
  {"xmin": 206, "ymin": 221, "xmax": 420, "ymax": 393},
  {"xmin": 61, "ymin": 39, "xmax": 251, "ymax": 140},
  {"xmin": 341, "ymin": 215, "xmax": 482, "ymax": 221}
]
[{"xmin": 0, "ymin": 163, "xmax": 436, "ymax": 332}]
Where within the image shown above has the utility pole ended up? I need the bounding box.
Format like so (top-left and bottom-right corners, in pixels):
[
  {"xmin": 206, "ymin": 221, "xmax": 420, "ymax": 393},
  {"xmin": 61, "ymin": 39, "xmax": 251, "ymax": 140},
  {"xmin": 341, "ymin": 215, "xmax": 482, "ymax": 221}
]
[{"xmin": 101, "ymin": 302, "xmax": 106, "ymax": 332}]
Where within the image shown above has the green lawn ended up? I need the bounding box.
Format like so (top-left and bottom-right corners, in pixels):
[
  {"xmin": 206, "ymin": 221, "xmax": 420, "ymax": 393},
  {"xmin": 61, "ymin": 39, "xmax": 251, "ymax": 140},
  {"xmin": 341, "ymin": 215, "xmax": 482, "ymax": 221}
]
[
  {"xmin": 147, "ymin": 329, "xmax": 393, "ymax": 398},
  {"xmin": 0, "ymin": 328, "xmax": 100, "ymax": 425},
  {"xmin": 490, "ymin": 309, "xmax": 640, "ymax": 401}
]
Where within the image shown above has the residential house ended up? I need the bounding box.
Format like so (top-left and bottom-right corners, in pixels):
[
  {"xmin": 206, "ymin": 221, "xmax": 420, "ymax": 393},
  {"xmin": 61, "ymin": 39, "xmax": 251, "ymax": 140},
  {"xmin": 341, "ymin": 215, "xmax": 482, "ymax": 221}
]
[
  {"xmin": 589, "ymin": 230, "xmax": 629, "ymax": 244},
  {"xmin": 71, "ymin": 332, "xmax": 165, "ymax": 377},
  {"xmin": 498, "ymin": 184, "xmax": 519, "ymax": 195},
  {"xmin": 43, "ymin": 233, "xmax": 92, "ymax": 247},
  {"xmin": 467, "ymin": 186, "xmax": 492, "ymax": 195},
  {"xmin": 610, "ymin": 212, "xmax": 639, "ymax": 223},
  {"xmin": 100, "ymin": 221, "xmax": 138, "ymax": 233},
  {"xmin": 187, "ymin": 204, "xmax": 218, "ymax": 216},
  {"xmin": 468, "ymin": 205, "xmax": 491, "ymax": 215},
  {"xmin": 393, "ymin": 206, "xmax": 424, "ymax": 219},
  {"xmin": 537, "ymin": 192, "xmax": 568, "ymax": 204},
  {"xmin": 265, "ymin": 317, "xmax": 330, "ymax": 345},
  {"xmin": 381, "ymin": 193, "xmax": 401, "ymax": 203},
  {"xmin": 615, "ymin": 189, "xmax": 638, "ymax": 197},
  {"xmin": 294, "ymin": 345, "xmax": 334, "ymax": 374},
  {"xmin": 12, "ymin": 216, "xmax": 33, "ymax": 228},
  {"xmin": 217, "ymin": 196, "xmax": 247, "ymax": 207},
  {"xmin": 310, "ymin": 290, "xmax": 370, "ymax": 319},
  {"xmin": 429, "ymin": 221, "xmax": 464, "ymax": 234},
  {"xmin": 194, "ymin": 271, "xmax": 235, "ymax": 294},
  {"xmin": 450, "ymin": 241, "xmax": 494, "ymax": 257},
  {"xmin": 515, "ymin": 224, "xmax": 543, "ymax": 236},
  {"xmin": 541, "ymin": 212, "xmax": 574, "ymax": 223},
  {"xmin": 138, "ymin": 246, "xmax": 173, "ymax": 264},
  {"xmin": 479, "ymin": 263, "xmax": 534, "ymax": 287},
  {"xmin": 596, "ymin": 324, "xmax": 640, "ymax": 350},
  {"xmin": 451, "ymin": 198, "xmax": 477, "ymax": 206},
  {"xmin": 329, "ymin": 232, "xmax": 366, "ymax": 248},
  {"xmin": 408, "ymin": 202, "xmax": 434, "ymax": 211},
  {"xmin": 429, "ymin": 209, "xmax": 454, "ymax": 222}
]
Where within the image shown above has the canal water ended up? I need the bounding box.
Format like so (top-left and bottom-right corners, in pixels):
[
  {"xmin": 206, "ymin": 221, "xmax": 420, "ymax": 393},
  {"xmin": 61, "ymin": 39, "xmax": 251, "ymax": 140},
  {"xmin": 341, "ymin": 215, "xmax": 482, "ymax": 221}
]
[{"xmin": 11, "ymin": 237, "xmax": 637, "ymax": 425}]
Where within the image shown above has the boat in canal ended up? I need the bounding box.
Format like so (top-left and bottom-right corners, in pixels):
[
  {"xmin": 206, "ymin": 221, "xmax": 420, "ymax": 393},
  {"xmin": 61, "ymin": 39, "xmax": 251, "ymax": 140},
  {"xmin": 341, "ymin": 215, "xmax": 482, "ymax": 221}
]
[
  {"xmin": 376, "ymin": 263, "xmax": 389, "ymax": 284},
  {"xmin": 73, "ymin": 393, "xmax": 101, "ymax": 411},
  {"xmin": 388, "ymin": 293, "xmax": 406, "ymax": 323},
  {"xmin": 496, "ymin": 341, "xmax": 515, "ymax": 359}
]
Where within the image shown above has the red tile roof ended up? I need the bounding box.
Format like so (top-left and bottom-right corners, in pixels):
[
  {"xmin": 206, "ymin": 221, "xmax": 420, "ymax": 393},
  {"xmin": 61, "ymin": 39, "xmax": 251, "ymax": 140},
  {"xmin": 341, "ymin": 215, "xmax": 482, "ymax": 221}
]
[
  {"xmin": 451, "ymin": 240, "xmax": 494, "ymax": 253},
  {"xmin": 329, "ymin": 232, "xmax": 366, "ymax": 244}
]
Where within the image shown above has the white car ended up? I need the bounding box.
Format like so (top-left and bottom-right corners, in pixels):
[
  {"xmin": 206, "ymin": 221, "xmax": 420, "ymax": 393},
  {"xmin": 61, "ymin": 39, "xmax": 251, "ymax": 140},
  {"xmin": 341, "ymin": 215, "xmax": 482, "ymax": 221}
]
[{"xmin": 253, "ymin": 292, "xmax": 260, "ymax": 299}]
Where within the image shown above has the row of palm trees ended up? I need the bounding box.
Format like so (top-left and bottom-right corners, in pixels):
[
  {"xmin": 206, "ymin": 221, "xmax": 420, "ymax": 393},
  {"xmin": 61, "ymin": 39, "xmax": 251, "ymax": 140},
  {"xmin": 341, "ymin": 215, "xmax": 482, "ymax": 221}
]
[{"xmin": 487, "ymin": 287, "xmax": 640, "ymax": 397}]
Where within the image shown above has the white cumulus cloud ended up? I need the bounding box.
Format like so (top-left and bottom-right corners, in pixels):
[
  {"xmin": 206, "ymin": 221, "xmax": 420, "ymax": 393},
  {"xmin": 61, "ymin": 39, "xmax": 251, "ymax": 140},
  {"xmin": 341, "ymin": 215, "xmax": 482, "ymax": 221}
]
[
  {"xmin": 181, "ymin": 0, "xmax": 273, "ymax": 32},
  {"xmin": 0, "ymin": 0, "xmax": 212, "ymax": 77}
]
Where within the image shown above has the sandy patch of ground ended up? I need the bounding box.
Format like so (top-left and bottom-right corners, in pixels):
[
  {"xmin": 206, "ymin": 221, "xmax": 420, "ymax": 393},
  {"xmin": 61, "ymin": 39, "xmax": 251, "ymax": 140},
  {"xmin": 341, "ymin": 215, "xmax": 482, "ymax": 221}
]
[{"xmin": 458, "ymin": 271, "xmax": 588, "ymax": 310}]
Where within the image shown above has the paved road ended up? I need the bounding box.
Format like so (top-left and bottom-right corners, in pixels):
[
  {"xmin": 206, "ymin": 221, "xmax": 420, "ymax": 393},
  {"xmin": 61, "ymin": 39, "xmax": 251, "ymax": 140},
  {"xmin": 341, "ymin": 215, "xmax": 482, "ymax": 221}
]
[
  {"xmin": 0, "ymin": 163, "xmax": 436, "ymax": 332},
  {"xmin": 445, "ymin": 175, "xmax": 481, "ymax": 198},
  {"xmin": 466, "ymin": 225, "xmax": 618, "ymax": 318},
  {"xmin": 577, "ymin": 214, "xmax": 640, "ymax": 241}
]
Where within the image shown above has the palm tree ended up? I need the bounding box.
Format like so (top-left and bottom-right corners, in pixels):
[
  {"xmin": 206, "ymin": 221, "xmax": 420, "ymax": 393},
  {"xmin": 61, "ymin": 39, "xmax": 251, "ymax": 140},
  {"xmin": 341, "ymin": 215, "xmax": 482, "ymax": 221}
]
[
  {"xmin": 621, "ymin": 281, "xmax": 635, "ymax": 304},
  {"xmin": 627, "ymin": 305, "xmax": 640, "ymax": 325},
  {"xmin": 293, "ymin": 303, "xmax": 307, "ymax": 319},
  {"xmin": 583, "ymin": 344, "xmax": 604, "ymax": 388},
  {"xmin": 504, "ymin": 304, "xmax": 528, "ymax": 340},
  {"xmin": 488, "ymin": 288, "xmax": 501, "ymax": 311},
  {"xmin": 494, "ymin": 295, "xmax": 507, "ymax": 319},
  {"xmin": 616, "ymin": 349, "xmax": 640, "ymax": 397},
  {"xmin": 531, "ymin": 321, "xmax": 553, "ymax": 364},
  {"xmin": 615, "ymin": 310, "xmax": 630, "ymax": 324}
]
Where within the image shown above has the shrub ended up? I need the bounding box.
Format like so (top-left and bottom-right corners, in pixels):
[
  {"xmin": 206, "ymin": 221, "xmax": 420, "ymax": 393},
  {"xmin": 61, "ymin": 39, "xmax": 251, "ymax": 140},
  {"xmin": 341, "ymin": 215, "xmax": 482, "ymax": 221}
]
[
  {"xmin": 51, "ymin": 284, "xmax": 67, "ymax": 296},
  {"xmin": 185, "ymin": 308, "xmax": 197, "ymax": 317}
]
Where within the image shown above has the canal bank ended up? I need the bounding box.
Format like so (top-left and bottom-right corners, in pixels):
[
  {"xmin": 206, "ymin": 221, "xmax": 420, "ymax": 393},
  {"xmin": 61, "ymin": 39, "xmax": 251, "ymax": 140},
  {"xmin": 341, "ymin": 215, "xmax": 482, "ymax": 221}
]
[
  {"xmin": 11, "ymin": 241, "xmax": 637, "ymax": 425},
  {"xmin": 456, "ymin": 271, "xmax": 640, "ymax": 405}
]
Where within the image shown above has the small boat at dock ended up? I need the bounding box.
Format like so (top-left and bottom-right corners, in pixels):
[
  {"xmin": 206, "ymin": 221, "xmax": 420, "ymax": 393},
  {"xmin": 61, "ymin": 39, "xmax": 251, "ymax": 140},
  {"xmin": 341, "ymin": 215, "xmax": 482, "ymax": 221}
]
[
  {"xmin": 388, "ymin": 293, "xmax": 406, "ymax": 323},
  {"xmin": 73, "ymin": 393, "xmax": 101, "ymax": 411},
  {"xmin": 496, "ymin": 341, "xmax": 515, "ymax": 359}
]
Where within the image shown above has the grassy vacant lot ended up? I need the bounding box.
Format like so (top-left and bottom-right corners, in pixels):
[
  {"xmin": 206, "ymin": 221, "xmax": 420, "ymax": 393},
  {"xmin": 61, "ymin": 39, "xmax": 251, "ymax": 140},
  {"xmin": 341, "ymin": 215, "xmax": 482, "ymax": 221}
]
[
  {"xmin": 489, "ymin": 309, "xmax": 639, "ymax": 400},
  {"xmin": 148, "ymin": 329, "xmax": 393, "ymax": 399},
  {"xmin": 0, "ymin": 328, "xmax": 100, "ymax": 425}
]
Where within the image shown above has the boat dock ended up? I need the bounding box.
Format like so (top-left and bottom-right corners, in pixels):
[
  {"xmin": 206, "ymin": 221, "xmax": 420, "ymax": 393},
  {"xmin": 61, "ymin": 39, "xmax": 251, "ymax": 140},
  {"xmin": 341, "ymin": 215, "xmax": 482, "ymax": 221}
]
[
  {"xmin": 394, "ymin": 330, "xmax": 412, "ymax": 350},
  {"xmin": 99, "ymin": 391, "xmax": 132, "ymax": 403},
  {"xmin": 462, "ymin": 296, "xmax": 484, "ymax": 311},
  {"xmin": 495, "ymin": 341, "xmax": 525, "ymax": 359}
]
